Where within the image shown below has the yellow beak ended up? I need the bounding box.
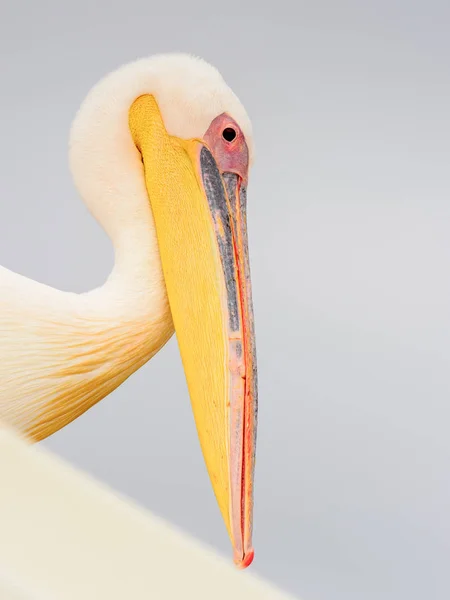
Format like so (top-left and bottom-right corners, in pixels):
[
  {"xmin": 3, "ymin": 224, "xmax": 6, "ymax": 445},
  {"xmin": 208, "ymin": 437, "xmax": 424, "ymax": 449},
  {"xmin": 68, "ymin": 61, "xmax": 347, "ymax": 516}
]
[{"xmin": 129, "ymin": 95, "xmax": 257, "ymax": 568}]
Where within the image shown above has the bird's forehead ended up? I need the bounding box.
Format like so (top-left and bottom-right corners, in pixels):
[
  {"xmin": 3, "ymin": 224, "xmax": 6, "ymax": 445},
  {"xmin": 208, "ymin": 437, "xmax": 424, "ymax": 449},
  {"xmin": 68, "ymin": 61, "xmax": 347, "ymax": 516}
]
[
  {"xmin": 143, "ymin": 55, "xmax": 254, "ymax": 163},
  {"xmin": 70, "ymin": 54, "xmax": 254, "ymax": 166}
]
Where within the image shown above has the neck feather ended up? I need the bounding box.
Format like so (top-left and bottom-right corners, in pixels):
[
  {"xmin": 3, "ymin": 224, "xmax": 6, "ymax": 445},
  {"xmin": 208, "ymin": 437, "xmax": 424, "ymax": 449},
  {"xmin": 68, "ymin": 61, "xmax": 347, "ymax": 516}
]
[{"xmin": 1, "ymin": 262, "xmax": 173, "ymax": 440}]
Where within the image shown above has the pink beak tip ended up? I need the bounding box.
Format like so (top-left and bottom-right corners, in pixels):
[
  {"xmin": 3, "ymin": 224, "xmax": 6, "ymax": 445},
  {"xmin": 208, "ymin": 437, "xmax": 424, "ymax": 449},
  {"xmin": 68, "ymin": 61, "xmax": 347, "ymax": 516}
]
[{"xmin": 234, "ymin": 547, "xmax": 255, "ymax": 570}]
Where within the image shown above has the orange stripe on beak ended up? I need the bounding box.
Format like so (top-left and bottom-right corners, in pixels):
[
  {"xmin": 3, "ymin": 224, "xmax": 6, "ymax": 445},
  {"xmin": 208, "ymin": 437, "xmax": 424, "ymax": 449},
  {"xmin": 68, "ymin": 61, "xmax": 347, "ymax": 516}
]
[{"xmin": 200, "ymin": 154, "xmax": 257, "ymax": 568}]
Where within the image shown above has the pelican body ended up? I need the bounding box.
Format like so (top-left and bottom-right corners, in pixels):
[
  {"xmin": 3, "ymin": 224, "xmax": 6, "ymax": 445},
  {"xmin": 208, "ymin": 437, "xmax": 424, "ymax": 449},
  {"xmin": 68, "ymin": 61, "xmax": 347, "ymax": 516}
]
[{"xmin": 0, "ymin": 55, "xmax": 258, "ymax": 568}]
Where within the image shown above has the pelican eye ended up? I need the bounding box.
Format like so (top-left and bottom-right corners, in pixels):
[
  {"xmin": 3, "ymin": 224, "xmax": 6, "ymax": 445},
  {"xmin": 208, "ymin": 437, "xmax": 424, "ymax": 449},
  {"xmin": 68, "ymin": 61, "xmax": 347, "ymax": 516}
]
[{"xmin": 222, "ymin": 127, "xmax": 237, "ymax": 142}]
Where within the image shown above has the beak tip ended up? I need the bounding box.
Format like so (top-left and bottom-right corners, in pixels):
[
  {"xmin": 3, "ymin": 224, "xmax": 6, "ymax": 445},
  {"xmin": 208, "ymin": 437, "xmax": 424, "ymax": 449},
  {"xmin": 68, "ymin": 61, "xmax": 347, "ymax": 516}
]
[{"xmin": 234, "ymin": 547, "xmax": 255, "ymax": 569}]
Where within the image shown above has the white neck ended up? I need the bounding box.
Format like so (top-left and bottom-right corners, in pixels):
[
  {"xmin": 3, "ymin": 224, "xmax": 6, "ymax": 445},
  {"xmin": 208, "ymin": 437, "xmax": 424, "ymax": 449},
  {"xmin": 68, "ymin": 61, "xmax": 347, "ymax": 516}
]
[{"xmin": 70, "ymin": 54, "xmax": 253, "ymax": 303}]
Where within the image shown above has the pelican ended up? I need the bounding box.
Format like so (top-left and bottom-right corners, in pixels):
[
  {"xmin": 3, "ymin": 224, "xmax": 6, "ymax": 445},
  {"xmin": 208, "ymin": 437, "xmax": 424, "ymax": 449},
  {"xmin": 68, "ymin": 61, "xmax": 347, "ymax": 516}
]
[{"xmin": 0, "ymin": 54, "xmax": 257, "ymax": 569}]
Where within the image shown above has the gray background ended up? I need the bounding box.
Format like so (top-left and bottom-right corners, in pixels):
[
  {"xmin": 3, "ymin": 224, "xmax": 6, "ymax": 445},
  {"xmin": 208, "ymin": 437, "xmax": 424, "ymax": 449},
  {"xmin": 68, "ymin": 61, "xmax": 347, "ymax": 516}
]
[{"xmin": 1, "ymin": 1, "xmax": 449, "ymax": 599}]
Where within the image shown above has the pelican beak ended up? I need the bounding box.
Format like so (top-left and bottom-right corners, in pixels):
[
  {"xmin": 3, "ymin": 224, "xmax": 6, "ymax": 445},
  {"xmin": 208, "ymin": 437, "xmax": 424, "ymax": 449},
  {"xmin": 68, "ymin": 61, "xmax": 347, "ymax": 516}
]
[{"xmin": 129, "ymin": 95, "xmax": 257, "ymax": 568}]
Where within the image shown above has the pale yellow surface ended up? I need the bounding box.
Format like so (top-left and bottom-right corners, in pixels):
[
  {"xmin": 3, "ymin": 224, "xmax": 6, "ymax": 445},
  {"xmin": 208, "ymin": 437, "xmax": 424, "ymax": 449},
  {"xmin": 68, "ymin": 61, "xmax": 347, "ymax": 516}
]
[{"xmin": 0, "ymin": 426, "xmax": 296, "ymax": 599}]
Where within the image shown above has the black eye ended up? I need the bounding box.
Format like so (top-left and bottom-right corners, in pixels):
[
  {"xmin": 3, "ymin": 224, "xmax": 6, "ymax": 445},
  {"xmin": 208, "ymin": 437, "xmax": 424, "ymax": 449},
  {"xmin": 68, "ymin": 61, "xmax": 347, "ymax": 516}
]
[{"xmin": 222, "ymin": 127, "xmax": 237, "ymax": 142}]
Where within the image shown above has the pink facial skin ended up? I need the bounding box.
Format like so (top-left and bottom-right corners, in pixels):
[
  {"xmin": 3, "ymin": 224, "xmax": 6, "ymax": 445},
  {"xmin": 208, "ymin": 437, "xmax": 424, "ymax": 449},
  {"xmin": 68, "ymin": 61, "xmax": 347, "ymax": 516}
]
[{"xmin": 203, "ymin": 114, "xmax": 249, "ymax": 184}]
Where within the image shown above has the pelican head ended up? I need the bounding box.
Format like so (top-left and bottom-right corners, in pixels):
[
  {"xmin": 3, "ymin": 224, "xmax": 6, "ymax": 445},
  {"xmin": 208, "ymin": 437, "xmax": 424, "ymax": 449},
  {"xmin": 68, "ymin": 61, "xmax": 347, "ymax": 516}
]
[{"xmin": 68, "ymin": 54, "xmax": 257, "ymax": 568}]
